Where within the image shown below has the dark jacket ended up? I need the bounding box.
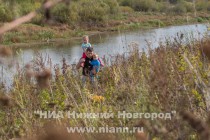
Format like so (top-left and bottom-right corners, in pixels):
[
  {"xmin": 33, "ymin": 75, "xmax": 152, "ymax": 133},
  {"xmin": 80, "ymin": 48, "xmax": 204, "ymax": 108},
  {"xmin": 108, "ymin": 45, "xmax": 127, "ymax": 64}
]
[{"xmin": 82, "ymin": 57, "xmax": 93, "ymax": 76}]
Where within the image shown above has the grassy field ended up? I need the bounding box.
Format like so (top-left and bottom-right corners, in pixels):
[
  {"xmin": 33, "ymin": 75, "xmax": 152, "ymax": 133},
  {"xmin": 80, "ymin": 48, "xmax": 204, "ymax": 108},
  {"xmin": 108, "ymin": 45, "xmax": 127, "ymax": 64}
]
[{"xmin": 1, "ymin": 32, "xmax": 210, "ymax": 139}]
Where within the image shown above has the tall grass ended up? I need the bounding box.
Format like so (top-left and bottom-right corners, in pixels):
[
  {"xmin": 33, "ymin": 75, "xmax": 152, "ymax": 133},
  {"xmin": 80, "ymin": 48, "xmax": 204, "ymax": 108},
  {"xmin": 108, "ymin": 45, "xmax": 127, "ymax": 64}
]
[{"xmin": 1, "ymin": 35, "xmax": 210, "ymax": 139}]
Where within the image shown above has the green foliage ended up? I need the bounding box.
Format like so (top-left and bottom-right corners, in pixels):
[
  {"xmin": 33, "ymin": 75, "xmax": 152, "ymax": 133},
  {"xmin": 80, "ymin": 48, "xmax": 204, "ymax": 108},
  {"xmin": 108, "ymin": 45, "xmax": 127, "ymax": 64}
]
[
  {"xmin": 73, "ymin": 29, "xmax": 86, "ymax": 37},
  {"xmin": 147, "ymin": 19, "xmax": 165, "ymax": 27},
  {"xmin": 52, "ymin": 3, "xmax": 70, "ymax": 24},
  {"xmin": 169, "ymin": 1, "xmax": 194, "ymax": 14},
  {"xmin": 184, "ymin": 1, "xmax": 194, "ymax": 12},
  {"xmin": 16, "ymin": 1, "xmax": 41, "ymax": 15},
  {"xmin": 120, "ymin": 0, "xmax": 131, "ymax": 7},
  {"xmin": 172, "ymin": 2, "xmax": 187, "ymax": 14},
  {"xmin": 103, "ymin": 0, "xmax": 120, "ymax": 15},
  {"xmin": 119, "ymin": 0, "xmax": 196, "ymax": 13},
  {"xmin": 2, "ymin": 32, "xmax": 23, "ymax": 44},
  {"xmin": 196, "ymin": 0, "xmax": 207, "ymax": 11},
  {"xmin": 0, "ymin": 0, "xmax": 207, "ymax": 25},
  {"xmin": 0, "ymin": 3, "xmax": 13, "ymax": 21},
  {"xmin": 39, "ymin": 90, "xmax": 51, "ymax": 109},
  {"xmin": 158, "ymin": 2, "xmax": 170, "ymax": 13},
  {"xmin": 32, "ymin": 12, "xmax": 44, "ymax": 25},
  {"xmin": 207, "ymin": 2, "xmax": 210, "ymax": 12},
  {"xmin": 135, "ymin": 0, "xmax": 159, "ymax": 12},
  {"xmin": 79, "ymin": 0, "xmax": 110, "ymax": 22},
  {"xmin": 37, "ymin": 30, "xmax": 54, "ymax": 40},
  {"xmin": 52, "ymin": 0, "xmax": 119, "ymax": 24},
  {"xmin": 119, "ymin": 6, "xmax": 134, "ymax": 14},
  {"xmin": 19, "ymin": 2, "xmax": 36, "ymax": 15},
  {"xmin": 68, "ymin": 2, "xmax": 80, "ymax": 24},
  {"xmin": 197, "ymin": 17, "xmax": 204, "ymax": 22}
]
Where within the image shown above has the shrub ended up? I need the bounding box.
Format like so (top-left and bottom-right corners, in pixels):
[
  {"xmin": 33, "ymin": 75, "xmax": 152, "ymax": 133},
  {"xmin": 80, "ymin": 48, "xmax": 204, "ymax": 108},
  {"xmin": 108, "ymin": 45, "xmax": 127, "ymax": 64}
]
[
  {"xmin": 119, "ymin": 0, "xmax": 159, "ymax": 12},
  {"xmin": 0, "ymin": 3, "xmax": 13, "ymax": 22},
  {"xmin": 119, "ymin": 6, "xmax": 134, "ymax": 14},
  {"xmin": 197, "ymin": 17, "xmax": 204, "ymax": 23},
  {"xmin": 148, "ymin": 19, "xmax": 164, "ymax": 27},
  {"xmin": 37, "ymin": 30, "xmax": 54, "ymax": 40},
  {"xmin": 19, "ymin": 2, "xmax": 37, "ymax": 15},
  {"xmin": 158, "ymin": 2, "xmax": 171, "ymax": 13},
  {"xmin": 207, "ymin": 2, "xmax": 210, "ymax": 12},
  {"xmin": 103, "ymin": 0, "xmax": 120, "ymax": 15},
  {"xmin": 172, "ymin": 3, "xmax": 187, "ymax": 14},
  {"xmin": 32, "ymin": 12, "xmax": 44, "ymax": 25},
  {"xmin": 184, "ymin": 1, "xmax": 194, "ymax": 12},
  {"xmin": 2, "ymin": 32, "xmax": 23, "ymax": 44},
  {"xmin": 196, "ymin": 1, "xmax": 207, "ymax": 11},
  {"xmin": 120, "ymin": 0, "xmax": 132, "ymax": 7},
  {"xmin": 51, "ymin": 3, "xmax": 70, "ymax": 24},
  {"xmin": 132, "ymin": 0, "xmax": 159, "ymax": 12},
  {"xmin": 68, "ymin": 2, "xmax": 80, "ymax": 24},
  {"xmin": 79, "ymin": 0, "xmax": 110, "ymax": 22}
]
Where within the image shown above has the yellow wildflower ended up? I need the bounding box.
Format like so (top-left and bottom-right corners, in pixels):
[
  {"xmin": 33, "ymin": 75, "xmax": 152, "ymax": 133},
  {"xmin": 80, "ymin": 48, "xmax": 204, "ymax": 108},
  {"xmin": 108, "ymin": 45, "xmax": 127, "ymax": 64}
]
[{"xmin": 91, "ymin": 95, "xmax": 105, "ymax": 102}]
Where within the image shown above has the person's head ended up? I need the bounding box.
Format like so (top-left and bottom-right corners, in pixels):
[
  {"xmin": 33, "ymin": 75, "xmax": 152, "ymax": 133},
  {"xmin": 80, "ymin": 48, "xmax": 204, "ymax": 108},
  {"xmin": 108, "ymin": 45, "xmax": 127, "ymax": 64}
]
[
  {"xmin": 85, "ymin": 47, "xmax": 94, "ymax": 58},
  {"xmin": 93, "ymin": 53, "xmax": 98, "ymax": 60},
  {"xmin": 83, "ymin": 35, "xmax": 89, "ymax": 44}
]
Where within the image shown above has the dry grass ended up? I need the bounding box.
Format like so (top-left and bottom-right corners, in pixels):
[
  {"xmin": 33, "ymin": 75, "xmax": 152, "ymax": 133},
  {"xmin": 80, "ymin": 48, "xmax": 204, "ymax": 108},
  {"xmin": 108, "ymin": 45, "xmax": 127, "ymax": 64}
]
[{"xmin": 1, "ymin": 35, "xmax": 210, "ymax": 139}]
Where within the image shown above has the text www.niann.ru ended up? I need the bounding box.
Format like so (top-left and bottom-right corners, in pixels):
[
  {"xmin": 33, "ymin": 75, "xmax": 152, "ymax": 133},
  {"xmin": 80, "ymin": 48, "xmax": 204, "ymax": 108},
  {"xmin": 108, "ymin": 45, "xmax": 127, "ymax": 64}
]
[{"xmin": 66, "ymin": 126, "xmax": 143, "ymax": 134}]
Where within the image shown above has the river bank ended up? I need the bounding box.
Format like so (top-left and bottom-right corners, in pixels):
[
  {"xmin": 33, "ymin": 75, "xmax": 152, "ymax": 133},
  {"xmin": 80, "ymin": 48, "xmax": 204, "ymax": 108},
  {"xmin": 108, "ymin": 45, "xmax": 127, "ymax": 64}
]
[{"xmin": 1, "ymin": 12, "xmax": 210, "ymax": 47}]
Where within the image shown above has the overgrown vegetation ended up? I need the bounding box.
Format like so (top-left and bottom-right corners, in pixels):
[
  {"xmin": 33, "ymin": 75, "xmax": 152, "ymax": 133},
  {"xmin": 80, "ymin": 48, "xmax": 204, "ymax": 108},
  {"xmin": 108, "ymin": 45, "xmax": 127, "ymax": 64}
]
[
  {"xmin": 1, "ymin": 0, "xmax": 210, "ymax": 139},
  {"xmin": 1, "ymin": 33, "xmax": 210, "ymax": 139},
  {"xmin": 0, "ymin": 0, "xmax": 210, "ymax": 44},
  {"xmin": 0, "ymin": 0, "xmax": 210, "ymax": 25}
]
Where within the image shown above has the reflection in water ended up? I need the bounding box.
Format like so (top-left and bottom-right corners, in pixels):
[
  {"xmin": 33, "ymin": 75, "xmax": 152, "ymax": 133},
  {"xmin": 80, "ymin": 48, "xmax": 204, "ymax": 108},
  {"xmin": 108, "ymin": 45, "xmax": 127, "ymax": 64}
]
[{"xmin": 0, "ymin": 24, "xmax": 209, "ymax": 88}]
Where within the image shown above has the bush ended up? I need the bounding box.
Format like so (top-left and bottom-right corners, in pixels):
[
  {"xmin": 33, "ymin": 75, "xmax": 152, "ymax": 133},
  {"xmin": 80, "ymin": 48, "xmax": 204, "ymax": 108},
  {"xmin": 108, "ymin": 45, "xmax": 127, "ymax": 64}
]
[
  {"xmin": 79, "ymin": 0, "xmax": 110, "ymax": 22},
  {"xmin": 51, "ymin": 0, "xmax": 119, "ymax": 25},
  {"xmin": 184, "ymin": 1, "xmax": 194, "ymax": 12},
  {"xmin": 207, "ymin": 2, "xmax": 210, "ymax": 12},
  {"xmin": 68, "ymin": 2, "xmax": 80, "ymax": 24},
  {"xmin": 32, "ymin": 12, "xmax": 44, "ymax": 25},
  {"xmin": 19, "ymin": 2, "xmax": 37, "ymax": 15},
  {"xmin": 132, "ymin": 0, "xmax": 159, "ymax": 12},
  {"xmin": 197, "ymin": 17, "xmax": 204, "ymax": 23},
  {"xmin": 148, "ymin": 19, "xmax": 164, "ymax": 27},
  {"xmin": 158, "ymin": 2, "xmax": 170, "ymax": 13},
  {"xmin": 120, "ymin": 0, "xmax": 132, "ymax": 7},
  {"xmin": 0, "ymin": 3, "xmax": 13, "ymax": 22},
  {"xmin": 119, "ymin": 6, "xmax": 134, "ymax": 14},
  {"xmin": 51, "ymin": 3, "xmax": 70, "ymax": 24},
  {"xmin": 37, "ymin": 30, "xmax": 54, "ymax": 40},
  {"xmin": 2, "ymin": 32, "xmax": 23, "ymax": 44},
  {"xmin": 119, "ymin": 0, "xmax": 159, "ymax": 12},
  {"xmin": 103, "ymin": 0, "xmax": 120, "ymax": 15},
  {"xmin": 196, "ymin": 1, "xmax": 207, "ymax": 11},
  {"xmin": 172, "ymin": 3, "xmax": 187, "ymax": 14}
]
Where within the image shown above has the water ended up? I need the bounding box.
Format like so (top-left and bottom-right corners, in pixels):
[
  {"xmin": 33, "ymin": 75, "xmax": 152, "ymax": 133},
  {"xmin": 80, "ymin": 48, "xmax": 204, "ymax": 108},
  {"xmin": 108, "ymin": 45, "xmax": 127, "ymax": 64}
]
[{"xmin": 0, "ymin": 23, "xmax": 209, "ymax": 88}]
